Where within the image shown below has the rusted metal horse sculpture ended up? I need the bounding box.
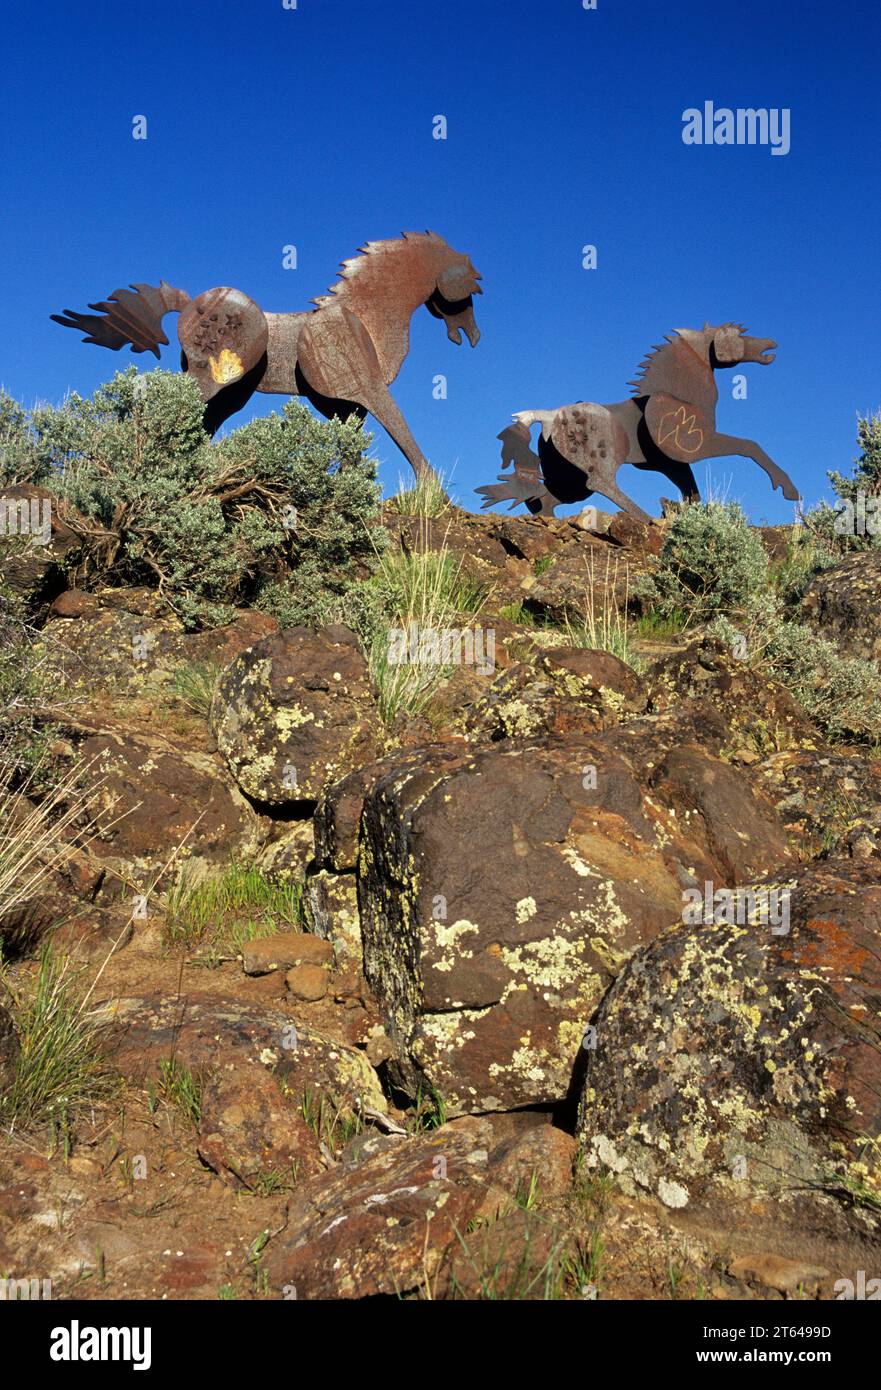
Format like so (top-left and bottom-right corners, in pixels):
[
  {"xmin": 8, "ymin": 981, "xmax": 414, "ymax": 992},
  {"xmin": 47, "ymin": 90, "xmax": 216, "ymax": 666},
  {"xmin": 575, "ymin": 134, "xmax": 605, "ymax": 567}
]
[
  {"xmin": 52, "ymin": 232, "xmax": 482, "ymax": 485},
  {"xmin": 477, "ymin": 323, "xmax": 799, "ymax": 518}
]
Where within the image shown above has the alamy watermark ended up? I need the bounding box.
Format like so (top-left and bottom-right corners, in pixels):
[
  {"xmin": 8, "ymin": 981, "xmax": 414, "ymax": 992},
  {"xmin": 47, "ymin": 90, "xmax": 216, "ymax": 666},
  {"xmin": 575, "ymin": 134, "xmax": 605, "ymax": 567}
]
[
  {"xmin": 0, "ymin": 495, "xmax": 52, "ymax": 545},
  {"xmin": 387, "ymin": 621, "xmax": 495, "ymax": 676},
  {"xmin": 682, "ymin": 882, "xmax": 791, "ymax": 934},
  {"xmin": 1, "ymin": 1275, "xmax": 52, "ymax": 1300},
  {"xmin": 50, "ymin": 1320, "xmax": 151, "ymax": 1370},
  {"xmin": 834, "ymin": 491, "xmax": 881, "ymax": 537},
  {"xmin": 682, "ymin": 101, "xmax": 790, "ymax": 157},
  {"xmin": 834, "ymin": 1271, "xmax": 880, "ymax": 1300}
]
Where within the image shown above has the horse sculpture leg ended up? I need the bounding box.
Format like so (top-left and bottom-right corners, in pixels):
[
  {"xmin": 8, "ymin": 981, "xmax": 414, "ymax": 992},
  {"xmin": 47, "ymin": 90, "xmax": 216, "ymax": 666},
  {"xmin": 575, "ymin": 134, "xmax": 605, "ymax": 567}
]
[
  {"xmin": 631, "ymin": 452, "xmax": 701, "ymax": 502},
  {"xmin": 699, "ymin": 433, "xmax": 800, "ymax": 501},
  {"xmin": 359, "ymin": 384, "xmax": 442, "ymax": 487},
  {"xmin": 296, "ymin": 303, "xmax": 444, "ymax": 489},
  {"xmin": 544, "ymin": 402, "xmax": 653, "ymax": 523}
]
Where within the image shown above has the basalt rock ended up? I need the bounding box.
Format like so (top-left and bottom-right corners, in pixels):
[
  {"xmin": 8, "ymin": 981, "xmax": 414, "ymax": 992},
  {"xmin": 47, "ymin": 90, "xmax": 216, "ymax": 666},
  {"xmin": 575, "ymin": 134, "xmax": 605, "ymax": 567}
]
[
  {"xmin": 801, "ymin": 551, "xmax": 881, "ymax": 662},
  {"xmin": 577, "ymin": 856, "xmax": 881, "ymax": 1225},
  {"xmin": 752, "ymin": 745, "xmax": 881, "ymax": 856},
  {"xmin": 461, "ymin": 645, "xmax": 647, "ymax": 744},
  {"xmin": 645, "ymin": 638, "xmax": 816, "ymax": 758},
  {"xmin": 257, "ymin": 821, "xmax": 316, "ymax": 883},
  {"xmin": 107, "ymin": 992, "xmax": 386, "ymax": 1189},
  {"xmin": 357, "ymin": 734, "xmax": 793, "ymax": 1114},
  {"xmin": 647, "ymin": 743, "xmax": 793, "ymax": 881},
  {"xmin": 241, "ymin": 931, "xmax": 332, "ymax": 977},
  {"xmin": 314, "ymin": 750, "xmax": 421, "ymax": 873},
  {"xmin": 263, "ymin": 1117, "xmax": 514, "ymax": 1299},
  {"xmin": 212, "ymin": 624, "xmax": 382, "ymax": 806},
  {"xmin": 80, "ymin": 730, "xmax": 263, "ymax": 884},
  {"xmin": 606, "ymin": 511, "xmax": 664, "ymax": 556}
]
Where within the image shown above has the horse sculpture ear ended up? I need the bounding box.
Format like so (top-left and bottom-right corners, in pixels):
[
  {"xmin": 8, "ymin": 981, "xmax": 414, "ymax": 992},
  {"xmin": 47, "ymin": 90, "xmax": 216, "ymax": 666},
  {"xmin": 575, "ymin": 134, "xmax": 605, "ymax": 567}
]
[{"xmin": 712, "ymin": 325, "xmax": 744, "ymax": 364}]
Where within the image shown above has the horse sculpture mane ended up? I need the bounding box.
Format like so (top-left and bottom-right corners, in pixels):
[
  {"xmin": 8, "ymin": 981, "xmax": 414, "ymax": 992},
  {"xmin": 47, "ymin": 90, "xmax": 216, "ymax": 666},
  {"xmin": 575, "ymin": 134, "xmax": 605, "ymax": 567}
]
[
  {"xmin": 313, "ymin": 231, "xmax": 458, "ymax": 306},
  {"xmin": 627, "ymin": 323, "xmax": 750, "ymax": 417}
]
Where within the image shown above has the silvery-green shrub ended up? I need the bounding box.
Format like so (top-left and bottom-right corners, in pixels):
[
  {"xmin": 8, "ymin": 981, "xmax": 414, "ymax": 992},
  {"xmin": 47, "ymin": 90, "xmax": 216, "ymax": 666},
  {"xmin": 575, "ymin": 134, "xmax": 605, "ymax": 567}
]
[{"xmin": 0, "ymin": 369, "xmax": 381, "ymax": 629}]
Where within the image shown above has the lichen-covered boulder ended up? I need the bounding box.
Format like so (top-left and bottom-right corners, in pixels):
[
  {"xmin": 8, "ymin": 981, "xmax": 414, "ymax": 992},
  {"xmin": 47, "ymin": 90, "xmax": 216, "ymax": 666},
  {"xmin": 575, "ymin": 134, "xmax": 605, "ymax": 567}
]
[
  {"xmin": 577, "ymin": 857, "xmax": 881, "ymax": 1223},
  {"xmin": 42, "ymin": 589, "xmax": 279, "ymax": 697},
  {"xmin": 80, "ymin": 730, "xmax": 264, "ymax": 884},
  {"xmin": 801, "ymin": 552, "xmax": 881, "ymax": 661},
  {"xmin": 645, "ymin": 638, "xmax": 816, "ymax": 757},
  {"xmin": 257, "ymin": 821, "xmax": 316, "ymax": 883},
  {"xmin": 40, "ymin": 589, "xmax": 186, "ymax": 695},
  {"xmin": 357, "ymin": 734, "xmax": 793, "ymax": 1114},
  {"xmin": 462, "ymin": 646, "xmax": 646, "ymax": 743},
  {"xmin": 211, "ymin": 624, "xmax": 382, "ymax": 805},
  {"xmin": 753, "ymin": 745, "xmax": 881, "ymax": 856}
]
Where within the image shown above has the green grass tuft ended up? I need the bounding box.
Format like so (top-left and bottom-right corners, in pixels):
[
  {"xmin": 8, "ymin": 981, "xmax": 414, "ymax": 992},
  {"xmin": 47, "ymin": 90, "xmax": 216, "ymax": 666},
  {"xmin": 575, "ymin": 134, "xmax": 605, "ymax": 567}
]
[
  {"xmin": 390, "ymin": 469, "xmax": 451, "ymax": 519},
  {"xmin": 167, "ymin": 660, "xmax": 221, "ymax": 719},
  {"xmin": 0, "ymin": 945, "xmax": 118, "ymax": 1132},
  {"xmin": 161, "ymin": 860, "xmax": 305, "ymax": 960}
]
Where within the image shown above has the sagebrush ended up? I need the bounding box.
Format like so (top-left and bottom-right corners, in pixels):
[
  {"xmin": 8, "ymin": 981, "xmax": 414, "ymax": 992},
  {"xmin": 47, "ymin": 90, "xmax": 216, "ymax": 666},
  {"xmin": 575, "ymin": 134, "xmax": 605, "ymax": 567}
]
[{"xmin": 0, "ymin": 369, "xmax": 382, "ymax": 629}]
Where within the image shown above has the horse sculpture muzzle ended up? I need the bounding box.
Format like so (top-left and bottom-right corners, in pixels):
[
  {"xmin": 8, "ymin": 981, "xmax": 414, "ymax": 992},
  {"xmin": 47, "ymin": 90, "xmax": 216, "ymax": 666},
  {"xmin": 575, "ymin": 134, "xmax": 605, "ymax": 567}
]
[
  {"xmin": 426, "ymin": 289, "xmax": 481, "ymax": 346},
  {"xmin": 748, "ymin": 336, "xmax": 777, "ymax": 364}
]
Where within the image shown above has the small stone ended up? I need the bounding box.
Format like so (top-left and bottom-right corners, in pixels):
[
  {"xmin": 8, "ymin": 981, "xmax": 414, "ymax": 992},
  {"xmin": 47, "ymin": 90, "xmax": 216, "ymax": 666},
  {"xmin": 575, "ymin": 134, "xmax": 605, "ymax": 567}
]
[
  {"xmin": 242, "ymin": 931, "xmax": 332, "ymax": 976},
  {"xmin": 49, "ymin": 588, "xmax": 97, "ymax": 618},
  {"xmin": 285, "ymin": 963, "xmax": 329, "ymax": 1001},
  {"xmin": 728, "ymin": 1253, "xmax": 829, "ymax": 1296}
]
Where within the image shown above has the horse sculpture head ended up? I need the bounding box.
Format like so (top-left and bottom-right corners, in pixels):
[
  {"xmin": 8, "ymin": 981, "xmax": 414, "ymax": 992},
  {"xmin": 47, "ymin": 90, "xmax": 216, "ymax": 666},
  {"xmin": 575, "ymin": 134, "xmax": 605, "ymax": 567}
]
[
  {"xmin": 677, "ymin": 322, "xmax": 777, "ymax": 370},
  {"xmin": 425, "ymin": 242, "xmax": 482, "ymax": 347}
]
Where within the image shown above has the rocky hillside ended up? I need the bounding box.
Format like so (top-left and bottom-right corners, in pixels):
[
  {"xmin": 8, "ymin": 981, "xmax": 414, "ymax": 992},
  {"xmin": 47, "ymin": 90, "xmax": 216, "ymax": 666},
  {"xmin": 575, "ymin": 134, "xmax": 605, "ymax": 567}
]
[{"xmin": 2, "ymin": 458, "xmax": 881, "ymax": 1301}]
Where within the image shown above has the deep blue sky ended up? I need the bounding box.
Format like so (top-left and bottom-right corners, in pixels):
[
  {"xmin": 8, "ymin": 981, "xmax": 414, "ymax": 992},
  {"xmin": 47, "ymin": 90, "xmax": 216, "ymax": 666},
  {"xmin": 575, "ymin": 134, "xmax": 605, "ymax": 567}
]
[{"xmin": 1, "ymin": 0, "xmax": 878, "ymax": 520}]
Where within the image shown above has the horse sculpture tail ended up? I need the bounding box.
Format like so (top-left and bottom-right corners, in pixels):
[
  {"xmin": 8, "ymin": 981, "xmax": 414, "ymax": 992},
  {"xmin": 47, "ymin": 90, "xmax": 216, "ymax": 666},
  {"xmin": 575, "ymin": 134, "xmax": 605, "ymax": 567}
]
[
  {"xmin": 475, "ymin": 423, "xmax": 559, "ymax": 515},
  {"xmin": 51, "ymin": 281, "xmax": 192, "ymax": 359}
]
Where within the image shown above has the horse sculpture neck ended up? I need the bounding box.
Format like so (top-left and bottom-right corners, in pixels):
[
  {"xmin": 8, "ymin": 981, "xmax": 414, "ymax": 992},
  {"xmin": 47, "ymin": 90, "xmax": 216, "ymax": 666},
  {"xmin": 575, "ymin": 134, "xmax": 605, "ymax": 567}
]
[
  {"xmin": 629, "ymin": 332, "xmax": 718, "ymax": 418},
  {"xmin": 313, "ymin": 234, "xmax": 449, "ymax": 383}
]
